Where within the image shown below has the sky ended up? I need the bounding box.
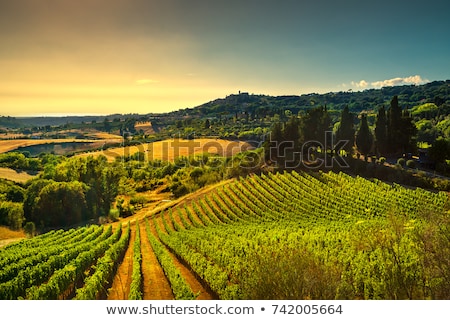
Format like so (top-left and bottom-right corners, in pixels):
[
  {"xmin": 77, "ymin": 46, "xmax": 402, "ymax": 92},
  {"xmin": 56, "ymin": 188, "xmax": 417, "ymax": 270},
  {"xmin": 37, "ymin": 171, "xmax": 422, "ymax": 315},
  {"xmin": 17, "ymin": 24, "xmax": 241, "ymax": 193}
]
[{"xmin": 1, "ymin": 0, "xmax": 449, "ymax": 116}]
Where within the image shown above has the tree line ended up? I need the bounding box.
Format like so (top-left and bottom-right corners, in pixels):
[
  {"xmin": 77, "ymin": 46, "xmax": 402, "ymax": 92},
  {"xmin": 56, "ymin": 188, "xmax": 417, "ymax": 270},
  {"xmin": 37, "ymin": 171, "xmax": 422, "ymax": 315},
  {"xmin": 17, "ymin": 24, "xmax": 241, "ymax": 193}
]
[{"xmin": 264, "ymin": 96, "xmax": 417, "ymax": 165}]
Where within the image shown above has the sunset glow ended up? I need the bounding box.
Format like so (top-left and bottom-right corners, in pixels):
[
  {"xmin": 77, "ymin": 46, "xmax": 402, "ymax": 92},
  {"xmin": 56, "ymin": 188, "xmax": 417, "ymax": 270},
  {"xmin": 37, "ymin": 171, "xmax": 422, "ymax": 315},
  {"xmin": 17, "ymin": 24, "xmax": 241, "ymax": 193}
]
[{"xmin": 1, "ymin": 0, "xmax": 449, "ymax": 116}]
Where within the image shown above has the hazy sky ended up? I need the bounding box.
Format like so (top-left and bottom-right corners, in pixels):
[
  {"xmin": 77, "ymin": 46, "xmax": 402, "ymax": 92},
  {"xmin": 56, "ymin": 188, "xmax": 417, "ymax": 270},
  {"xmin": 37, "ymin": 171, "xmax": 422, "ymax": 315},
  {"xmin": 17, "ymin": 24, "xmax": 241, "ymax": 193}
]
[{"xmin": 1, "ymin": 0, "xmax": 449, "ymax": 116}]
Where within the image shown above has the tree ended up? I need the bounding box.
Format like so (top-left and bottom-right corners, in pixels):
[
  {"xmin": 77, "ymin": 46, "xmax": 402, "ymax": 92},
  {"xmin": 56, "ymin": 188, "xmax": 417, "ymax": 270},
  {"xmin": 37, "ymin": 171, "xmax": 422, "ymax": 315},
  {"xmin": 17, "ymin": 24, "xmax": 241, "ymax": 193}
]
[
  {"xmin": 23, "ymin": 179, "xmax": 53, "ymax": 225},
  {"xmin": 335, "ymin": 106, "xmax": 355, "ymax": 154},
  {"xmin": 0, "ymin": 201, "xmax": 24, "ymax": 230},
  {"xmin": 6, "ymin": 185, "xmax": 25, "ymax": 202},
  {"xmin": 264, "ymin": 121, "xmax": 283, "ymax": 161},
  {"xmin": 355, "ymin": 114, "xmax": 374, "ymax": 160},
  {"xmin": 283, "ymin": 116, "xmax": 301, "ymax": 150},
  {"xmin": 429, "ymin": 137, "xmax": 450, "ymax": 165},
  {"xmin": 375, "ymin": 106, "xmax": 388, "ymax": 155},
  {"xmin": 387, "ymin": 96, "xmax": 403, "ymax": 153},
  {"xmin": 24, "ymin": 221, "xmax": 36, "ymax": 237},
  {"xmin": 99, "ymin": 166, "xmax": 123, "ymax": 216},
  {"xmin": 400, "ymin": 109, "xmax": 417, "ymax": 154},
  {"xmin": 35, "ymin": 181, "xmax": 89, "ymax": 228},
  {"xmin": 103, "ymin": 118, "xmax": 111, "ymax": 132},
  {"xmin": 204, "ymin": 119, "xmax": 211, "ymax": 129},
  {"xmin": 300, "ymin": 106, "xmax": 331, "ymax": 147},
  {"xmin": 386, "ymin": 96, "xmax": 416, "ymax": 154}
]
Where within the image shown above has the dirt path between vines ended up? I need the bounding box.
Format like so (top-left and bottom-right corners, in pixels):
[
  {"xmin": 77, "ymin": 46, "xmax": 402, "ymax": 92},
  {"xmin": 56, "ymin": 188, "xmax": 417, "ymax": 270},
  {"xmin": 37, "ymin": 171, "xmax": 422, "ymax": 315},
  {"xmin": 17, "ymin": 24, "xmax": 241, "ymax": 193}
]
[
  {"xmin": 139, "ymin": 221, "xmax": 174, "ymax": 299},
  {"xmin": 148, "ymin": 215, "xmax": 215, "ymax": 300},
  {"xmin": 107, "ymin": 224, "xmax": 136, "ymax": 300},
  {"xmin": 166, "ymin": 249, "xmax": 215, "ymax": 300}
]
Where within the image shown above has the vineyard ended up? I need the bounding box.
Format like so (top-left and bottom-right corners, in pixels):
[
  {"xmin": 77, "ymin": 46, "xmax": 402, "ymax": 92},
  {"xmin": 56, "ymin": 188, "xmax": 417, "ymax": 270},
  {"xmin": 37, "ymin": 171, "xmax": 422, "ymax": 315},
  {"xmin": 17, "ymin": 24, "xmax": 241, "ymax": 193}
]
[{"xmin": 0, "ymin": 171, "xmax": 449, "ymax": 299}]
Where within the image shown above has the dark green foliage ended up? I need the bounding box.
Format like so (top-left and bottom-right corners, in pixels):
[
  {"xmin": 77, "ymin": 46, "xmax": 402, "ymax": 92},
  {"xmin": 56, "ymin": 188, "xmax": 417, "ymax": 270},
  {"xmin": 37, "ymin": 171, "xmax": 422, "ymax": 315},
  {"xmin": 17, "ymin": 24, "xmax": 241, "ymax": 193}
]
[
  {"xmin": 23, "ymin": 179, "xmax": 53, "ymax": 226},
  {"xmin": 5, "ymin": 184, "xmax": 25, "ymax": 202},
  {"xmin": 34, "ymin": 181, "xmax": 89, "ymax": 228},
  {"xmin": 300, "ymin": 106, "xmax": 331, "ymax": 146},
  {"xmin": 335, "ymin": 105, "xmax": 355, "ymax": 154},
  {"xmin": 0, "ymin": 201, "xmax": 24, "ymax": 230},
  {"xmin": 355, "ymin": 114, "xmax": 373, "ymax": 159},
  {"xmin": 428, "ymin": 137, "xmax": 450, "ymax": 165},
  {"xmin": 375, "ymin": 106, "xmax": 388, "ymax": 155},
  {"xmin": 386, "ymin": 96, "xmax": 417, "ymax": 155},
  {"xmin": 264, "ymin": 121, "xmax": 283, "ymax": 162},
  {"xmin": 23, "ymin": 221, "xmax": 36, "ymax": 237},
  {"xmin": 283, "ymin": 115, "xmax": 301, "ymax": 150}
]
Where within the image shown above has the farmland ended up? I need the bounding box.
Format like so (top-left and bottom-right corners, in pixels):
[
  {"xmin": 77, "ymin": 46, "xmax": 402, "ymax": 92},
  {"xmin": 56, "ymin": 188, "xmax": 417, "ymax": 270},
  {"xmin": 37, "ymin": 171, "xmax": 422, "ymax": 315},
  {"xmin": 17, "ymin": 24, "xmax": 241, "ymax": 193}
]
[
  {"xmin": 1, "ymin": 84, "xmax": 450, "ymax": 301},
  {"xmin": 0, "ymin": 168, "xmax": 37, "ymax": 184},
  {"xmin": 76, "ymin": 138, "xmax": 253, "ymax": 162},
  {"xmin": 0, "ymin": 138, "xmax": 122, "ymax": 156},
  {"xmin": 1, "ymin": 171, "xmax": 448, "ymax": 300}
]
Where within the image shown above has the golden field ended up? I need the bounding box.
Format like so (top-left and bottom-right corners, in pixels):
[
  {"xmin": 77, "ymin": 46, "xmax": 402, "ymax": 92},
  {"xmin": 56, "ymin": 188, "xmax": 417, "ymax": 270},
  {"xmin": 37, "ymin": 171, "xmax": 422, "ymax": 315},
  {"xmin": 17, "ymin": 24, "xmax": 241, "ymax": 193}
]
[{"xmin": 77, "ymin": 138, "xmax": 253, "ymax": 162}]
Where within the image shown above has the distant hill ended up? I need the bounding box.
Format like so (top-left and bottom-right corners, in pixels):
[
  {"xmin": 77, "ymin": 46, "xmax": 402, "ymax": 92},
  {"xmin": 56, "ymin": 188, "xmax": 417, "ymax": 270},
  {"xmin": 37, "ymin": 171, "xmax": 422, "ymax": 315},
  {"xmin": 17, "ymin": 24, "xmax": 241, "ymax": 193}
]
[
  {"xmin": 1, "ymin": 80, "xmax": 449, "ymax": 128},
  {"xmin": 171, "ymin": 80, "xmax": 450, "ymax": 118}
]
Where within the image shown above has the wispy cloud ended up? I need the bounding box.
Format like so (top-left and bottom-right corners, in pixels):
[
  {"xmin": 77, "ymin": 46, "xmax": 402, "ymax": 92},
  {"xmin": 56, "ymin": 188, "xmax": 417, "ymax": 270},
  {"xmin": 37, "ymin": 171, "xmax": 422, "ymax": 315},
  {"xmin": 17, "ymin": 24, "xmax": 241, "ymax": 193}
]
[{"xmin": 135, "ymin": 79, "xmax": 159, "ymax": 85}]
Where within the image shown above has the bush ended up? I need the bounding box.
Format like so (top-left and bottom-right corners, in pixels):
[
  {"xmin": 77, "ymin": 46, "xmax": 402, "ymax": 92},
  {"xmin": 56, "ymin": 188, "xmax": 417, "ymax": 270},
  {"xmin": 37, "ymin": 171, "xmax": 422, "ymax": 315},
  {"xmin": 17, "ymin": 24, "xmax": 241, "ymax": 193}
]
[
  {"xmin": 0, "ymin": 201, "xmax": 24, "ymax": 230},
  {"xmin": 397, "ymin": 158, "xmax": 406, "ymax": 166},
  {"xmin": 406, "ymin": 159, "xmax": 416, "ymax": 169},
  {"xmin": 108, "ymin": 208, "xmax": 120, "ymax": 221},
  {"xmin": 130, "ymin": 195, "xmax": 149, "ymax": 208},
  {"xmin": 24, "ymin": 221, "xmax": 36, "ymax": 237}
]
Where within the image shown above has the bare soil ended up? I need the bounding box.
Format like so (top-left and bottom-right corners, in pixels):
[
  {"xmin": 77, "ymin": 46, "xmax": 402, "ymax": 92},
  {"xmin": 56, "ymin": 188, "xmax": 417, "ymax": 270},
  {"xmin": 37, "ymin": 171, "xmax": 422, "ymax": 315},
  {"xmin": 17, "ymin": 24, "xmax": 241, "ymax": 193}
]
[
  {"xmin": 107, "ymin": 223, "xmax": 136, "ymax": 300},
  {"xmin": 139, "ymin": 221, "xmax": 174, "ymax": 299}
]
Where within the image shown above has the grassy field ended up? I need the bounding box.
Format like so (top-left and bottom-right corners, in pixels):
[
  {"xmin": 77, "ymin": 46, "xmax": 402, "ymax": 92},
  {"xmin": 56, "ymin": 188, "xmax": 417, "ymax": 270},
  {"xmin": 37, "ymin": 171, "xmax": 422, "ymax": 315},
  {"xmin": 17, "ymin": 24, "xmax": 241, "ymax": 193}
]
[
  {"xmin": 77, "ymin": 138, "xmax": 253, "ymax": 162},
  {"xmin": 0, "ymin": 168, "xmax": 38, "ymax": 183},
  {"xmin": 0, "ymin": 136, "xmax": 122, "ymax": 155},
  {"xmin": 0, "ymin": 139, "xmax": 98, "ymax": 154},
  {"xmin": 0, "ymin": 226, "xmax": 25, "ymax": 241}
]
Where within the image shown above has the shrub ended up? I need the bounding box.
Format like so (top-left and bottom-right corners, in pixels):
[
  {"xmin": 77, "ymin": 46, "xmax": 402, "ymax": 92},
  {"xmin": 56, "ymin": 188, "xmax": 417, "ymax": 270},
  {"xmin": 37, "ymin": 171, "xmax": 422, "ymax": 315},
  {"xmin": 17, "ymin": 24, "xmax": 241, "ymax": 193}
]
[
  {"xmin": 23, "ymin": 221, "xmax": 36, "ymax": 237},
  {"xmin": 406, "ymin": 159, "xmax": 416, "ymax": 169},
  {"xmin": 0, "ymin": 201, "xmax": 24, "ymax": 230},
  {"xmin": 397, "ymin": 158, "xmax": 406, "ymax": 166},
  {"xmin": 108, "ymin": 208, "xmax": 120, "ymax": 221}
]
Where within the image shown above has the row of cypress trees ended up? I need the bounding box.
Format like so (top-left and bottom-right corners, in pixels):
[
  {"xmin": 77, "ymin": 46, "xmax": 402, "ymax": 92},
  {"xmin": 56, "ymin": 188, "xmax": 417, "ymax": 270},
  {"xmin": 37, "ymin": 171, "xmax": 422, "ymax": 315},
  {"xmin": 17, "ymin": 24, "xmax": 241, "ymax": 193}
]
[{"xmin": 265, "ymin": 95, "xmax": 416, "ymax": 163}]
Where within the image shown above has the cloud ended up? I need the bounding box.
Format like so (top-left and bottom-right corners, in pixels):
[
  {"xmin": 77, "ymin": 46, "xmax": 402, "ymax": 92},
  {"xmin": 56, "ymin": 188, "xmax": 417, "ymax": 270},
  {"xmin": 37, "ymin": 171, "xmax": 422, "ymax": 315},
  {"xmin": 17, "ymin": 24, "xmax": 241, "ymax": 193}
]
[
  {"xmin": 351, "ymin": 80, "xmax": 369, "ymax": 88},
  {"xmin": 371, "ymin": 75, "xmax": 429, "ymax": 87},
  {"xmin": 347, "ymin": 75, "xmax": 429, "ymax": 91},
  {"xmin": 135, "ymin": 79, "xmax": 159, "ymax": 85}
]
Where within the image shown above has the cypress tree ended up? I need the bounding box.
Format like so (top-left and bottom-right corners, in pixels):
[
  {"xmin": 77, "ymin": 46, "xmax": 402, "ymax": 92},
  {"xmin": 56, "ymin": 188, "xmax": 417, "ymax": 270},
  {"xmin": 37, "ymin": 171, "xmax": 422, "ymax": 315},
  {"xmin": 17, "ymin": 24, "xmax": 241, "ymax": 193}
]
[
  {"xmin": 387, "ymin": 96, "xmax": 417, "ymax": 154},
  {"xmin": 264, "ymin": 121, "xmax": 283, "ymax": 161},
  {"xmin": 355, "ymin": 114, "xmax": 373, "ymax": 161},
  {"xmin": 335, "ymin": 105, "xmax": 355, "ymax": 154},
  {"xmin": 375, "ymin": 106, "xmax": 388, "ymax": 155},
  {"xmin": 387, "ymin": 95, "xmax": 403, "ymax": 154},
  {"xmin": 283, "ymin": 115, "xmax": 301, "ymax": 150}
]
